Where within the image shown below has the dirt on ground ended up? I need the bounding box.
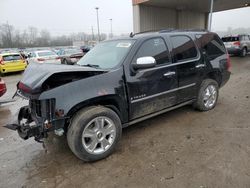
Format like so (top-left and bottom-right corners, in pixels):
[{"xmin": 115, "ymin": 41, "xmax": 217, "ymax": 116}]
[{"xmin": 0, "ymin": 56, "xmax": 250, "ymax": 188}]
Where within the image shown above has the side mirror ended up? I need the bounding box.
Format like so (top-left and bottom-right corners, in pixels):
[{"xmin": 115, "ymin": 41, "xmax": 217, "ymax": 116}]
[{"xmin": 133, "ymin": 56, "xmax": 156, "ymax": 70}]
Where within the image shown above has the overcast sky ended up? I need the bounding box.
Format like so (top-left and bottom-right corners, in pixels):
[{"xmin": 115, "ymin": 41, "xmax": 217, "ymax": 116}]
[{"xmin": 1, "ymin": 0, "xmax": 250, "ymax": 36}]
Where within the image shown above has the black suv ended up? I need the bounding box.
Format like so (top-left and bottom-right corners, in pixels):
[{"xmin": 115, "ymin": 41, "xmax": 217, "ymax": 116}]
[{"xmin": 6, "ymin": 30, "xmax": 231, "ymax": 161}]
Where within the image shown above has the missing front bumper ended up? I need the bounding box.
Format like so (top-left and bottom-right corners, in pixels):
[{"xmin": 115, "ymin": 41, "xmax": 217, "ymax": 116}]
[{"xmin": 4, "ymin": 106, "xmax": 46, "ymax": 141}]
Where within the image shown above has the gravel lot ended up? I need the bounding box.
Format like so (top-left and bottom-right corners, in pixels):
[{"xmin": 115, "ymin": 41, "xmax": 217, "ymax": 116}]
[{"xmin": 0, "ymin": 56, "xmax": 250, "ymax": 188}]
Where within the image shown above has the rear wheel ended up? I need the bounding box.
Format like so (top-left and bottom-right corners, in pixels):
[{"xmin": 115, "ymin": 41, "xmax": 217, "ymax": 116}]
[
  {"xmin": 193, "ymin": 79, "xmax": 219, "ymax": 111},
  {"xmin": 62, "ymin": 59, "xmax": 68, "ymax": 65},
  {"xmin": 240, "ymin": 47, "xmax": 247, "ymax": 57},
  {"xmin": 67, "ymin": 106, "xmax": 122, "ymax": 162}
]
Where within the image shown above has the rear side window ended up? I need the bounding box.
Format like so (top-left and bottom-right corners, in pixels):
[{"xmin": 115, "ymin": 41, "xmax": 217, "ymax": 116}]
[
  {"xmin": 135, "ymin": 38, "xmax": 170, "ymax": 65},
  {"xmin": 3, "ymin": 54, "xmax": 21, "ymax": 61},
  {"xmin": 171, "ymin": 35, "xmax": 198, "ymax": 62},
  {"xmin": 222, "ymin": 37, "xmax": 239, "ymax": 42},
  {"xmin": 196, "ymin": 34, "xmax": 226, "ymax": 60}
]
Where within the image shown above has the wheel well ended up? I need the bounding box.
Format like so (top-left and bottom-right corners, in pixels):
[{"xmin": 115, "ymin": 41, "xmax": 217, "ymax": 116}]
[
  {"xmin": 65, "ymin": 96, "xmax": 125, "ymax": 129},
  {"xmin": 206, "ymin": 71, "xmax": 222, "ymax": 86}
]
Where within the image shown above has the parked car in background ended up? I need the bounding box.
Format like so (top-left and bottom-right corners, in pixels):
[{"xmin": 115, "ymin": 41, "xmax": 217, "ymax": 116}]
[
  {"xmin": 7, "ymin": 30, "xmax": 231, "ymax": 162},
  {"xmin": 27, "ymin": 50, "xmax": 61, "ymax": 64},
  {"xmin": 58, "ymin": 48, "xmax": 84, "ymax": 65},
  {"xmin": 222, "ymin": 35, "xmax": 250, "ymax": 57},
  {"xmin": 0, "ymin": 53, "xmax": 27, "ymax": 76},
  {"xmin": 80, "ymin": 45, "xmax": 91, "ymax": 53},
  {"xmin": 0, "ymin": 77, "xmax": 7, "ymax": 97}
]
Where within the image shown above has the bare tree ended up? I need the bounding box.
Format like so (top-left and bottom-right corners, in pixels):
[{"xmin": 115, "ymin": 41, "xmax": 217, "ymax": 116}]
[
  {"xmin": 28, "ymin": 26, "xmax": 38, "ymax": 46},
  {"xmin": 0, "ymin": 22, "xmax": 14, "ymax": 48}
]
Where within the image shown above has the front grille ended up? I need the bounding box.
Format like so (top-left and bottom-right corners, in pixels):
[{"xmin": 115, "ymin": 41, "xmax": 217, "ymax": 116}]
[{"xmin": 30, "ymin": 100, "xmax": 42, "ymax": 117}]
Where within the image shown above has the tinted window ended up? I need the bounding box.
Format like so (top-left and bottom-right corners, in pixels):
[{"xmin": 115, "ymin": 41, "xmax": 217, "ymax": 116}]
[
  {"xmin": 171, "ymin": 36, "xmax": 198, "ymax": 62},
  {"xmin": 135, "ymin": 38, "xmax": 170, "ymax": 65},
  {"xmin": 196, "ymin": 34, "xmax": 226, "ymax": 60},
  {"xmin": 3, "ymin": 54, "xmax": 21, "ymax": 61},
  {"xmin": 222, "ymin": 37, "xmax": 239, "ymax": 42}
]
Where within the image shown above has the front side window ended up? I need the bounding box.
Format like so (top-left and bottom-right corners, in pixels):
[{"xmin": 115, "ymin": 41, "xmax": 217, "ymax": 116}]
[
  {"xmin": 135, "ymin": 38, "xmax": 170, "ymax": 65},
  {"xmin": 171, "ymin": 36, "xmax": 198, "ymax": 62}
]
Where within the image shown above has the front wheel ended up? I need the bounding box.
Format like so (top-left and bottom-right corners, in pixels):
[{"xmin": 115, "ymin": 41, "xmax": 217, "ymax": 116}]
[
  {"xmin": 67, "ymin": 106, "xmax": 122, "ymax": 162},
  {"xmin": 193, "ymin": 79, "xmax": 219, "ymax": 111}
]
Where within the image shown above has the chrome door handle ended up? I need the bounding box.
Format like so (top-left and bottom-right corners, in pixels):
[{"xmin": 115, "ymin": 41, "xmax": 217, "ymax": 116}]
[
  {"xmin": 164, "ymin": 72, "xmax": 176, "ymax": 77},
  {"xmin": 196, "ymin": 64, "xmax": 206, "ymax": 68}
]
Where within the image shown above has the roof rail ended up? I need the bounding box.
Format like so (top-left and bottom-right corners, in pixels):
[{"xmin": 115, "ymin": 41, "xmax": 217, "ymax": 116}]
[
  {"xmin": 130, "ymin": 28, "xmax": 209, "ymax": 37},
  {"xmin": 130, "ymin": 30, "xmax": 158, "ymax": 38}
]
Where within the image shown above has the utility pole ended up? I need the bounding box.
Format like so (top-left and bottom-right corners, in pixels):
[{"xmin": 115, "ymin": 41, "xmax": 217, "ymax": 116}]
[
  {"xmin": 91, "ymin": 26, "xmax": 94, "ymax": 41},
  {"xmin": 208, "ymin": 0, "xmax": 214, "ymax": 31},
  {"xmin": 109, "ymin": 19, "xmax": 113, "ymax": 39},
  {"xmin": 95, "ymin": 7, "xmax": 100, "ymax": 42}
]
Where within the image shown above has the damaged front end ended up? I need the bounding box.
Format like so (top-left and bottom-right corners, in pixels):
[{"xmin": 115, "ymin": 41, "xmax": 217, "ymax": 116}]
[
  {"xmin": 5, "ymin": 63, "xmax": 107, "ymax": 142},
  {"xmin": 5, "ymin": 97, "xmax": 65, "ymax": 142}
]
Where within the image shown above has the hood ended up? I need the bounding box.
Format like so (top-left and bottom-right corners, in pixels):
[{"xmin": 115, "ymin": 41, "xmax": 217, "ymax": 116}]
[{"xmin": 19, "ymin": 63, "xmax": 106, "ymax": 93}]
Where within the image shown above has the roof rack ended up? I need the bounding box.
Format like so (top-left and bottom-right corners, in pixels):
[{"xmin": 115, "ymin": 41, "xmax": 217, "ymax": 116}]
[
  {"xmin": 130, "ymin": 30, "xmax": 158, "ymax": 38},
  {"xmin": 160, "ymin": 28, "xmax": 208, "ymax": 33},
  {"xmin": 130, "ymin": 28, "xmax": 209, "ymax": 37}
]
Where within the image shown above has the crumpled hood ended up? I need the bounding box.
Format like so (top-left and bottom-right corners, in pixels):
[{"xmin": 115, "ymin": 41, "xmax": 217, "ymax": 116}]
[{"xmin": 20, "ymin": 63, "xmax": 106, "ymax": 92}]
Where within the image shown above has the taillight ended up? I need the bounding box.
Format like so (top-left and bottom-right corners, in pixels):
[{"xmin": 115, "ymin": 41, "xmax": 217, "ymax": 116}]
[
  {"xmin": 226, "ymin": 53, "xmax": 231, "ymax": 71},
  {"xmin": 233, "ymin": 41, "xmax": 241, "ymax": 46},
  {"xmin": 55, "ymin": 57, "xmax": 61, "ymax": 60},
  {"xmin": 18, "ymin": 82, "xmax": 31, "ymax": 93},
  {"xmin": 37, "ymin": 58, "xmax": 45, "ymax": 62},
  {"xmin": 0, "ymin": 58, "xmax": 4, "ymax": 65}
]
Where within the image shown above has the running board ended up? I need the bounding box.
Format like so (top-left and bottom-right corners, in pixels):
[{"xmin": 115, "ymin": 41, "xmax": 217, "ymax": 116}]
[{"xmin": 124, "ymin": 100, "xmax": 194, "ymax": 128}]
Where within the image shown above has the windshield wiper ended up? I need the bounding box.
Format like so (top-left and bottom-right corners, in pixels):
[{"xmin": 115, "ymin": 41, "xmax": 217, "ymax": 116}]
[{"xmin": 81, "ymin": 64, "xmax": 100, "ymax": 68}]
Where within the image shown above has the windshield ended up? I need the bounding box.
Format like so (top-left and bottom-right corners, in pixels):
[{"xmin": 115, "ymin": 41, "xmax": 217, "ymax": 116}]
[
  {"xmin": 65, "ymin": 49, "xmax": 82, "ymax": 55},
  {"xmin": 38, "ymin": 51, "xmax": 57, "ymax": 57},
  {"xmin": 3, "ymin": 54, "xmax": 21, "ymax": 61},
  {"xmin": 222, "ymin": 37, "xmax": 239, "ymax": 42},
  {"xmin": 77, "ymin": 40, "xmax": 135, "ymax": 69}
]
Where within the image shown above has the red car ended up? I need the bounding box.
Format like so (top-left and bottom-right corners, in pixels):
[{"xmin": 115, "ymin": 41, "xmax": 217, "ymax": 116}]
[{"xmin": 0, "ymin": 77, "xmax": 7, "ymax": 97}]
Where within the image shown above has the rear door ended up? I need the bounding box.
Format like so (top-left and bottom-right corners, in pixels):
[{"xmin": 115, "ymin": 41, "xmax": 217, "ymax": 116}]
[
  {"xmin": 126, "ymin": 37, "xmax": 178, "ymax": 120},
  {"xmin": 169, "ymin": 35, "xmax": 201, "ymax": 103}
]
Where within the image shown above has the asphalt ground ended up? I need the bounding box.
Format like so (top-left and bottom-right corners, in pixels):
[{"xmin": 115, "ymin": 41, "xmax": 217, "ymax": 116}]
[{"xmin": 0, "ymin": 56, "xmax": 250, "ymax": 188}]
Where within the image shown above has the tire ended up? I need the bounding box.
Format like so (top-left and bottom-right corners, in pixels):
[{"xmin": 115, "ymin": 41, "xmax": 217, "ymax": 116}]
[
  {"xmin": 240, "ymin": 47, "xmax": 247, "ymax": 57},
  {"xmin": 62, "ymin": 59, "xmax": 68, "ymax": 65},
  {"xmin": 67, "ymin": 106, "xmax": 122, "ymax": 162},
  {"xmin": 193, "ymin": 79, "xmax": 219, "ymax": 111}
]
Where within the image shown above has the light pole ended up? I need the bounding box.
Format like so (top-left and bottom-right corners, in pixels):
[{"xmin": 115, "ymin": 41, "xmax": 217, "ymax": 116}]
[
  {"xmin": 208, "ymin": 0, "xmax": 214, "ymax": 31},
  {"xmin": 109, "ymin": 18, "xmax": 113, "ymax": 39},
  {"xmin": 95, "ymin": 7, "xmax": 100, "ymax": 42}
]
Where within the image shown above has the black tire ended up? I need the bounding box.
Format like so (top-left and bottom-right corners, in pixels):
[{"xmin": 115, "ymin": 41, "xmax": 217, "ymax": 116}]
[
  {"xmin": 62, "ymin": 59, "xmax": 68, "ymax": 65},
  {"xmin": 0, "ymin": 72, "xmax": 5, "ymax": 77},
  {"xmin": 193, "ymin": 79, "xmax": 219, "ymax": 111},
  {"xmin": 240, "ymin": 47, "xmax": 247, "ymax": 57},
  {"xmin": 67, "ymin": 106, "xmax": 122, "ymax": 162}
]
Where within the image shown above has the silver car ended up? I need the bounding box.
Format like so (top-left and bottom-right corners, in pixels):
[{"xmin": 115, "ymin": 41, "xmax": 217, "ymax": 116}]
[{"xmin": 222, "ymin": 35, "xmax": 250, "ymax": 57}]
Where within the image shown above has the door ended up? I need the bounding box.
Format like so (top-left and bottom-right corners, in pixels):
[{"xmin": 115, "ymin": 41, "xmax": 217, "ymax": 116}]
[
  {"xmin": 170, "ymin": 35, "xmax": 201, "ymax": 103},
  {"xmin": 126, "ymin": 37, "xmax": 178, "ymax": 120}
]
